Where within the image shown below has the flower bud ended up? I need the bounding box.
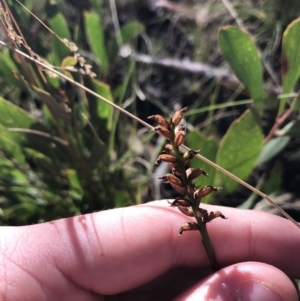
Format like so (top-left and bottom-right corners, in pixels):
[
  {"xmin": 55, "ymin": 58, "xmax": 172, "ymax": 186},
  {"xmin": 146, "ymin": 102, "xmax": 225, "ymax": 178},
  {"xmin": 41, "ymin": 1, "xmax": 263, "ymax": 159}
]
[
  {"xmin": 169, "ymin": 197, "xmax": 192, "ymax": 207},
  {"xmin": 186, "ymin": 168, "xmax": 209, "ymax": 180},
  {"xmin": 183, "ymin": 149, "xmax": 200, "ymax": 165},
  {"xmin": 154, "ymin": 154, "xmax": 177, "ymax": 166},
  {"xmin": 171, "ymin": 107, "xmax": 188, "ymax": 127},
  {"xmin": 152, "ymin": 126, "xmax": 172, "ymax": 140},
  {"xmin": 174, "ymin": 129, "xmax": 186, "ymax": 146},
  {"xmin": 179, "ymin": 222, "xmax": 199, "ymax": 235},
  {"xmin": 147, "ymin": 114, "xmax": 170, "ymax": 128},
  {"xmin": 194, "ymin": 186, "xmax": 221, "ymax": 199}
]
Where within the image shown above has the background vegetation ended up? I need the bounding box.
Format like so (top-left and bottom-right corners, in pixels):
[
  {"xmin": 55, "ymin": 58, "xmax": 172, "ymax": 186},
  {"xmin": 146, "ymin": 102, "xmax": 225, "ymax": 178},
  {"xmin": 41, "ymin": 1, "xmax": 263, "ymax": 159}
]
[{"xmin": 0, "ymin": 0, "xmax": 300, "ymax": 225}]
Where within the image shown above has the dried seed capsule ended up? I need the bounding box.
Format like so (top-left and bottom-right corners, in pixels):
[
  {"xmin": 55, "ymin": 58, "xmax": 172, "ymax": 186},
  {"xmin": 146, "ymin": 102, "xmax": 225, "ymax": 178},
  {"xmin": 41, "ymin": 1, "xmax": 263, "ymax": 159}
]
[
  {"xmin": 171, "ymin": 107, "xmax": 188, "ymax": 127},
  {"xmin": 159, "ymin": 173, "xmax": 183, "ymax": 187},
  {"xmin": 196, "ymin": 207, "xmax": 205, "ymax": 219},
  {"xmin": 167, "ymin": 162, "xmax": 177, "ymax": 170},
  {"xmin": 154, "ymin": 154, "xmax": 177, "ymax": 166},
  {"xmin": 152, "ymin": 126, "xmax": 172, "ymax": 140},
  {"xmin": 168, "ymin": 182, "xmax": 187, "ymax": 195},
  {"xmin": 147, "ymin": 115, "xmax": 170, "ymax": 128},
  {"xmin": 174, "ymin": 129, "xmax": 186, "ymax": 146},
  {"xmin": 186, "ymin": 168, "xmax": 209, "ymax": 180},
  {"xmin": 179, "ymin": 222, "xmax": 199, "ymax": 235},
  {"xmin": 194, "ymin": 186, "xmax": 222, "ymax": 199},
  {"xmin": 203, "ymin": 211, "xmax": 227, "ymax": 223},
  {"xmin": 183, "ymin": 149, "xmax": 200, "ymax": 165},
  {"xmin": 162, "ymin": 144, "xmax": 173, "ymax": 154},
  {"xmin": 169, "ymin": 197, "xmax": 192, "ymax": 207},
  {"xmin": 177, "ymin": 205, "xmax": 194, "ymax": 217}
]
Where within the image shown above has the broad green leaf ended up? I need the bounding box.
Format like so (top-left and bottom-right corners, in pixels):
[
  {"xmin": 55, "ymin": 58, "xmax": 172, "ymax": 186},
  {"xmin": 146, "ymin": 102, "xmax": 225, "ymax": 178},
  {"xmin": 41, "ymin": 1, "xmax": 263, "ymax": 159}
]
[
  {"xmin": 186, "ymin": 131, "xmax": 218, "ymax": 203},
  {"xmin": 0, "ymin": 49, "xmax": 24, "ymax": 88},
  {"xmin": 84, "ymin": 11, "xmax": 109, "ymax": 73},
  {"xmin": 282, "ymin": 18, "xmax": 300, "ymax": 96},
  {"xmin": 0, "ymin": 131, "xmax": 25, "ymax": 163},
  {"xmin": 66, "ymin": 169, "xmax": 83, "ymax": 199},
  {"xmin": 255, "ymin": 136, "xmax": 290, "ymax": 167},
  {"xmin": 0, "ymin": 98, "xmax": 70, "ymax": 162},
  {"xmin": 110, "ymin": 22, "xmax": 145, "ymax": 60},
  {"xmin": 48, "ymin": 12, "xmax": 71, "ymax": 64},
  {"xmin": 216, "ymin": 109, "xmax": 264, "ymax": 192},
  {"xmin": 90, "ymin": 79, "xmax": 113, "ymax": 130},
  {"xmin": 219, "ymin": 27, "xmax": 264, "ymax": 114}
]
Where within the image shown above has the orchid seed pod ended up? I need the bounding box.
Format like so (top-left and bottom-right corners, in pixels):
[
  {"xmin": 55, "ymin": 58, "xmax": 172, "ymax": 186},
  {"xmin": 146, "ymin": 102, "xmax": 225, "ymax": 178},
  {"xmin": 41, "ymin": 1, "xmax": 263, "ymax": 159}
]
[
  {"xmin": 194, "ymin": 186, "xmax": 222, "ymax": 199},
  {"xmin": 167, "ymin": 162, "xmax": 177, "ymax": 170},
  {"xmin": 168, "ymin": 182, "xmax": 187, "ymax": 195},
  {"xmin": 147, "ymin": 114, "xmax": 170, "ymax": 128},
  {"xmin": 204, "ymin": 211, "xmax": 227, "ymax": 223},
  {"xmin": 174, "ymin": 129, "xmax": 186, "ymax": 146},
  {"xmin": 169, "ymin": 197, "xmax": 192, "ymax": 207},
  {"xmin": 162, "ymin": 144, "xmax": 173, "ymax": 154},
  {"xmin": 177, "ymin": 205, "xmax": 194, "ymax": 217},
  {"xmin": 171, "ymin": 107, "xmax": 188, "ymax": 127},
  {"xmin": 179, "ymin": 222, "xmax": 199, "ymax": 235},
  {"xmin": 183, "ymin": 149, "xmax": 200, "ymax": 165},
  {"xmin": 154, "ymin": 154, "xmax": 177, "ymax": 165},
  {"xmin": 174, "ymin": 124, "xmax": 185, "ymax": 135},
  {"xmin": 186, "ymin": 168, "xmax": 209, "ymax": 180},
  {"xmin": 152, "ymin": 126, "xmax": 172, "ymax": 140},
  {"xmin": 159, "ymin": 173, "xmax": 183, "ymax": 187}
]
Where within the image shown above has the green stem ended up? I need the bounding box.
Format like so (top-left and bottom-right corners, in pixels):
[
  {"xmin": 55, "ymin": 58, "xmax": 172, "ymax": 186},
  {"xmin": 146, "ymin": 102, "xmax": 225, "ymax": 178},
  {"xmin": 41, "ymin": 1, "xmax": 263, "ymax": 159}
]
[
  {"xmin": 192, "ymin": 206, "xmax": 219, "ymax": 270},
  {"xmin": 170, "ymin": 127, "xmax": 219, "ymax": 271}
]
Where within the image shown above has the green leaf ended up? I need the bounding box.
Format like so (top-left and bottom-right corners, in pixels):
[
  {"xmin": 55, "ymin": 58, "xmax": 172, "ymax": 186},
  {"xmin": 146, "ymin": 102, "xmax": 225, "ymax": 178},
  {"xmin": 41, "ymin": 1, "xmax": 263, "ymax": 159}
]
[
  {"xmin": 0, "ymin": 49, "xmax": 24, "ymax": 88},
  {"xmin": 277, "ymin": 120, "xmax": 300, "ymax": 138},
  {"xmin": 33, "ymin": 87, "xmax": 70, "ymax": 122},
  {"xmin": 216, "ymin": 109, "xmax": 264, "ymax": 192},
  {"xmin": 84, "ymin": 11, "xmax": 109, "ymax": 73},
  {"xmin": 48, "ymin": 12, "xmax": 71, "ymax": 64},
  {"xmin": 61, "ymin": 56, "xmax": 78, "ymax": 79},
  {"xmin": 281, "ymin": 18, "xmax": 300, "ymax": 96},
  {"xmin": 66, "ymin": 169, "xmax": 83, "ymax": 200},
  {"xmin": 0, "ymin": 131, "xmax": 25, "ymax": 163},
  {"xmin": 218, "ymin": 27, "xmax": 264, "ymax": 114},
  {"xmin": 255, "ymin": 136, "xmax": 290, "ymax": 167},
  {"xmin": 110, "ymin": 22, "xmax": 145, "ymax": 60},
  {"xmin": 0, "ymin": 97, "xmax": 70, "ymax": 162},
  {"xmin": 90, "ymin": 79, "xmax": 113, "ymax": 130},
  {"xmin": 186, "ymin": 131, "xmax": 218, "ymax": 203}
]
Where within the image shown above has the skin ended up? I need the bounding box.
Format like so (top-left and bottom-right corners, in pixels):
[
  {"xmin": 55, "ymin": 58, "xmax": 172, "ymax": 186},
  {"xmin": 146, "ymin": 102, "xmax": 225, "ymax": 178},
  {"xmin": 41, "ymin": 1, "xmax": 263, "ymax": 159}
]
[{"xmin": 0, "ymin": 201, "xmax": 299, "ymax": 301}]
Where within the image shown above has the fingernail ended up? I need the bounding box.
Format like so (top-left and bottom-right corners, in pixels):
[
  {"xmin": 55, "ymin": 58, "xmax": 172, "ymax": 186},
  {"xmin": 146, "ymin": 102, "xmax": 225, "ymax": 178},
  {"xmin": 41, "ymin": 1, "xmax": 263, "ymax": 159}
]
[{"xmin": 239, "ymin": 282, "xmax": 283, "ymax": 301}]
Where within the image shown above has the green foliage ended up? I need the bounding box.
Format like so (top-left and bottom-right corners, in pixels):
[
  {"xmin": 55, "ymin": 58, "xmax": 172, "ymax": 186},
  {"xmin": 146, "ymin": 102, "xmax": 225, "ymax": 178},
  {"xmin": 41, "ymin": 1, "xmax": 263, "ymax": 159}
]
[
  {"xmin": 215, "ymin": 109, "xmax": 264, "ymax": 192},
  {"xmin": 1, "ymin": 0, "xmax": 300, "ymax": 226},
  {"xmin": 281, "ymin": 18, "xmax": 300, "ymax": 112},
  {"xmin": 0, "ymin": 0, "xmax": 146, "ymax": 225},
  {"xmin": 219, "ymin": 27, "xmax": 264, "ymax": 114}
]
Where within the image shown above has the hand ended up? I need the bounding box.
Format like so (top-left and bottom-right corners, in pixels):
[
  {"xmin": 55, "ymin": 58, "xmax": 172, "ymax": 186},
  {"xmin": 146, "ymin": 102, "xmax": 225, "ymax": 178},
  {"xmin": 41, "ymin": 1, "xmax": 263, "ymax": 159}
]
[{"xmin": 0, "ymin": 201, "xmax": 299, "ymax": 301}]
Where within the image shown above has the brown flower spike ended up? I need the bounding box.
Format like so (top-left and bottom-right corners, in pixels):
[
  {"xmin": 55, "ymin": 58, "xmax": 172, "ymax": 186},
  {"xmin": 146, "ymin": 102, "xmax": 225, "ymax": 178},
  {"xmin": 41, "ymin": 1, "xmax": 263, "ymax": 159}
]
[{"xmin": 149, "ymin": 107, "xmax": 226, "ymax": 271}]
